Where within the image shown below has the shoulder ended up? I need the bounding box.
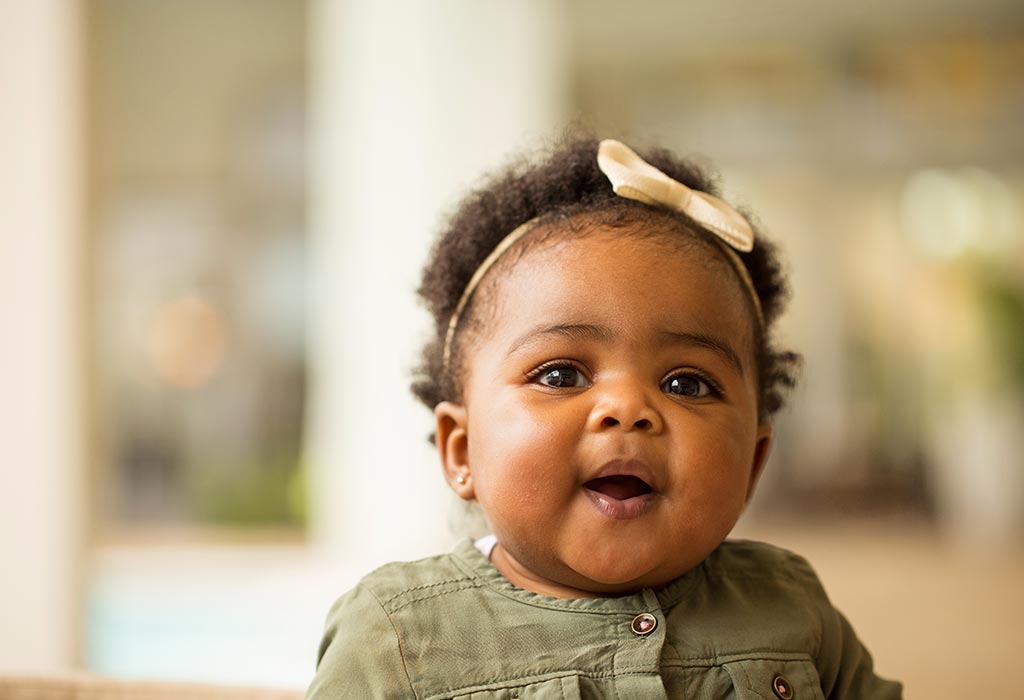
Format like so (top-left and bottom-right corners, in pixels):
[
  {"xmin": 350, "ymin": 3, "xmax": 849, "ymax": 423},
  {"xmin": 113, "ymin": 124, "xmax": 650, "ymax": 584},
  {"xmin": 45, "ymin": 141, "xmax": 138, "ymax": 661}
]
[
  {"xmin": 317, "ymin": 539, "xmax": 497, "ymax": 645},
  {"xmin": 343, "ymin": 546, "xmax": 481, "ymax": 615},
  {"xmin": 703, "ymin": 539, "xmax": 827, "ymax": 591},
  {"xmin": 690, "ymin": 538, "xmax": 832, "ymax": 613},
  {"xmin": 309, "ymin": 547, "xmax": 481, "ymax": 699},
  {"xmin": 660, "ymin": 540, "xmax": 834, "ymax": 660}
]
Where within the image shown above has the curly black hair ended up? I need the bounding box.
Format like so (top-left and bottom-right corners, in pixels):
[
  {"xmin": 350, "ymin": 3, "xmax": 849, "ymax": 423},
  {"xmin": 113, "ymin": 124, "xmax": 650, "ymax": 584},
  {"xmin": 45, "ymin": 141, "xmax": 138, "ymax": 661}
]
[{"xmin": 412, "ymin": 136, "xmax": 800, "ymax": 426}]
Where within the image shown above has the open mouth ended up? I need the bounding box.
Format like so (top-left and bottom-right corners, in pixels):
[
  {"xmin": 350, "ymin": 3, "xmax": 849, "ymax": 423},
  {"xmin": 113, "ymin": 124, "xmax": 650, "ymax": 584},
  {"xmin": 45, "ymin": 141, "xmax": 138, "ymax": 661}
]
[
  {"xmin": 583, "ymin": 475, "xmax": 655, "ymax": 520},
  {"xmin": 584, "ymin": 475, "xmax": 653, "ymax": 501},
  {"xmin": 582, "ymin": 458, "xmax": 659, "ymax": 520}
]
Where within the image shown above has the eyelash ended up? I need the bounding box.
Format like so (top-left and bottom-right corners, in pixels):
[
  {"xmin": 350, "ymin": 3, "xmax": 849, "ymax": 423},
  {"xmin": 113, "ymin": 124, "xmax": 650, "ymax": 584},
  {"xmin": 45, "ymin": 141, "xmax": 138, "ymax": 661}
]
[
  {"xmin": 524, "ymin": 360, "xmax": 725, "ymax": 399},
  {"xmin": 524, "ymin": 360, "xmax": 590, "ymax": 386}
]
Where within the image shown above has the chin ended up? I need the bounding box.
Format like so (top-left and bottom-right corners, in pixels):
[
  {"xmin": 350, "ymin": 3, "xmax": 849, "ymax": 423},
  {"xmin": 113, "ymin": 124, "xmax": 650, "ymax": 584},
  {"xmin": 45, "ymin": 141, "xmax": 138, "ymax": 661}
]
[
  {"xmin": 572, "ymin": 539, "xmax": 712, "ymax": 593},
  {"xmin": 572, "ymin": 553, "xmax": 665, "ymax": 591}
]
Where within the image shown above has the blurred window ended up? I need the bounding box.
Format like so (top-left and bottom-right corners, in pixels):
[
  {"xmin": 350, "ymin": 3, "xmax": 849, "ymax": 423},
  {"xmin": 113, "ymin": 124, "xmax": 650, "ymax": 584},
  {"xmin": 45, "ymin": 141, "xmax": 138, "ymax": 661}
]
[{"xmin": 88, "ymin": 0, "xmax": 308, "ymax": 534}]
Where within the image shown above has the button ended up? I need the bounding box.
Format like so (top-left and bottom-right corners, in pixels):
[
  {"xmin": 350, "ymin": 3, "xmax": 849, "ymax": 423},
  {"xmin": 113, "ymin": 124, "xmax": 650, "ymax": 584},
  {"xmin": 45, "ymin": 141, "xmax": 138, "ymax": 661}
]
[
  {"xmin": 772, "ymin": 675, "xmax": 794, "ymax": 700},
  {"xmin": 630, "ymin": 613, "xmax": 658, "ymax": 636}
]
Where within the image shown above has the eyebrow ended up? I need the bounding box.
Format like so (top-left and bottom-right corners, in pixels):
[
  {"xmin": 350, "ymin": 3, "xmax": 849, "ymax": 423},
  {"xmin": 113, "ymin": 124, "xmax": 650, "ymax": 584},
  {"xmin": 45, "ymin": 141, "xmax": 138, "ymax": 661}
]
[
  {"xmin": 659, "ymin": 330, "xmax": 746, "ymax": 378},
  {"xmin": 506, "ymin": 323, "xmax": 746, "ymax": 377},
  {"xmin": 507, "ymin": 323, "xmax": 615, "ymax": 356}
]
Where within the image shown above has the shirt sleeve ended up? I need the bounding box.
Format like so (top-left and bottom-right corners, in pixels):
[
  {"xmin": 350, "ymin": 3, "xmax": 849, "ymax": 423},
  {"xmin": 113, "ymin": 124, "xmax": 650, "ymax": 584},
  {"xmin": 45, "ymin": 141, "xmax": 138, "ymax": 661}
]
[
  {"xmin": 305, "ymin": 583, "xmax": 416, "ymax": 700},
  {"xmin": 816, "ymin": 603, "xmax": 903, "ymax": 700}
]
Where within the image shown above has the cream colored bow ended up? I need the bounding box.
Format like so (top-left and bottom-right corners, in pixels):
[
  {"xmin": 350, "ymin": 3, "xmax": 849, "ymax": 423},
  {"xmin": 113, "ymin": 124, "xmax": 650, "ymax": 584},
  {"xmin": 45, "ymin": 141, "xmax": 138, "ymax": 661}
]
[{"xmin": 596, "ymin": 139, "xmax": 754, "ymax": 252}]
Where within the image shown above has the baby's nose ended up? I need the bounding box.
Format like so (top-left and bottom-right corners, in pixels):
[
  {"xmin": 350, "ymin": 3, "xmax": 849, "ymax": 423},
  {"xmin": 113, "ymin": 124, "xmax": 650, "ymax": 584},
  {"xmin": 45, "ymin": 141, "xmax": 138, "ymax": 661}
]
[
  {"xmin": 598, "ymin": 415, "xmax": 654, "ymax": 431},
  {"xmin": 586, "ymin": 379, "xmax": 664, "ymax": 434}
]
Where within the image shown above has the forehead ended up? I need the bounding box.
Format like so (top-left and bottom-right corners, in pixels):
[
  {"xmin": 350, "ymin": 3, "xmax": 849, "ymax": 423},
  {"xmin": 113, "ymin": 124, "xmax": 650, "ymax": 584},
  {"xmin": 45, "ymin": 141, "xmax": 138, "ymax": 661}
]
[{"xmin": 473, "ymin": 222, "xmax": 757, "ymax": 364}]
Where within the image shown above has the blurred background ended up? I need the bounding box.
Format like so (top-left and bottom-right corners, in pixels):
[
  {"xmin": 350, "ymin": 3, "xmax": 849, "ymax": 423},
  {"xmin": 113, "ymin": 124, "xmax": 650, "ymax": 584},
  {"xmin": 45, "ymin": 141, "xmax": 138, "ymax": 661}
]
[{"xmin": 1, "ymin": 0, "xmax": 1022, "ymax": 697}]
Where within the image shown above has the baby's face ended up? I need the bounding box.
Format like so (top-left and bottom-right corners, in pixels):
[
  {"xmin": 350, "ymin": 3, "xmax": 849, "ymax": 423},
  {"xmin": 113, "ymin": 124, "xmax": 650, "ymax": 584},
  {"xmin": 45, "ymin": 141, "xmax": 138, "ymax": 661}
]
[{"xmin": 435, "ymin": 226, "xmax": 772, "ymax": 597}]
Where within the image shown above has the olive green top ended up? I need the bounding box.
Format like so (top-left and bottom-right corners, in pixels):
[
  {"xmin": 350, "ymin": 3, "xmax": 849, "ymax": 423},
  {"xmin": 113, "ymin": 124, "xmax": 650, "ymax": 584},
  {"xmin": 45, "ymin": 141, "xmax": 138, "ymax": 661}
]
[{"xmin": 307, "ymin": 539, "xmax": 902, "ymax": 699}]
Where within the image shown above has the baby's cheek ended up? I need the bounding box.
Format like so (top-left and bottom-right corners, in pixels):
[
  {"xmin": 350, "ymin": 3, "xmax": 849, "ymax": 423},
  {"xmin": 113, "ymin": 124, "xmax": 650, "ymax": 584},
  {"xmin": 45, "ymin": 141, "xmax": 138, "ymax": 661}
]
[
  {"xmin": 480, "ymin": 404, "xmax": 567, "ymax": 460},
  {"xmin": 671, "ymin": 440, "xmax": 751, "ymax": 505}
]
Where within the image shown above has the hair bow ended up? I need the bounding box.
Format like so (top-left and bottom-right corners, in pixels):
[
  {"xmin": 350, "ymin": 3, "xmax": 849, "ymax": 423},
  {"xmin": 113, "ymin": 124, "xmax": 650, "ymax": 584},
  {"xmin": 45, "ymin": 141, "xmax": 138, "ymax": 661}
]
[{"xmin": 596, "ymin": 139, "xmax": 754, "ymax": 253}]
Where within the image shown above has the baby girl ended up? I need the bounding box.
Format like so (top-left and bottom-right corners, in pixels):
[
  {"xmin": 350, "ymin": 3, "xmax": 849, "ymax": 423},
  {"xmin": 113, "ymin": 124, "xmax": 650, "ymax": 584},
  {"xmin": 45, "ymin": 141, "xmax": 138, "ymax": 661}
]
[{"xmin": 306, "ymin": 137, "xmax": 902, "ymax": 699}]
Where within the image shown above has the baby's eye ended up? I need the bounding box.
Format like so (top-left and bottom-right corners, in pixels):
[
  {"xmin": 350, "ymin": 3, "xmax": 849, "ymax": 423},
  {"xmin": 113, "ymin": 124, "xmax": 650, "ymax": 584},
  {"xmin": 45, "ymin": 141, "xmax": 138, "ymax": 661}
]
[
  {"xmin": 662, "ymin": 373, "xmax": 716, "ymax": 398},
  {"xmin": 534, "ymin": 365, "xmax": 589, "ymax": 389}
]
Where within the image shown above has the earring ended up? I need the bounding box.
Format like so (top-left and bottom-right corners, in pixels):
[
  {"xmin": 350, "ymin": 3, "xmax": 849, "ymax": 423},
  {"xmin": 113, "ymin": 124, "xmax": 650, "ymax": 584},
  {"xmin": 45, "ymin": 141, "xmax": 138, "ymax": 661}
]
[{"xmin": 456, "ymin": 475, "xmax": 467, "ymax": 485}]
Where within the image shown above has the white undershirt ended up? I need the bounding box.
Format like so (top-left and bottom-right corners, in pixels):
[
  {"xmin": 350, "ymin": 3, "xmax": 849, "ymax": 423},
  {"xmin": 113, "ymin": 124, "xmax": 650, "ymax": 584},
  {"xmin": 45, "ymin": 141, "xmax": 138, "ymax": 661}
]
[{"xmin": 474, "ymin": 534, "xmax": 498, "ymax": 560}]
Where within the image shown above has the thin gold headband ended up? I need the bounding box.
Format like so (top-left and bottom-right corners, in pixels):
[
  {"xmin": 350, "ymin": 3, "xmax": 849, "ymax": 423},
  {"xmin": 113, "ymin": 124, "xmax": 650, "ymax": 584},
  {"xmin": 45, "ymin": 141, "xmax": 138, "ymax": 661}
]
[{"xmin": 441, "ymin": 139, "xmax": 763, "ymax": 370}]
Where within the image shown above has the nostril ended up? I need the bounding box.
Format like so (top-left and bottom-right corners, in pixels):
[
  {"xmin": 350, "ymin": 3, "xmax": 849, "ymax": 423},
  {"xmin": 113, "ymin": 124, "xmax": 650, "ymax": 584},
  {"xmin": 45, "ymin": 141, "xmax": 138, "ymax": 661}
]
[
  {"xmin": 634, "ymin": 418, "xmax": 652, "ymax": 430},
  {"xmin": 601, "ymin": 416, "xmax": 619, "ymax": 428}
]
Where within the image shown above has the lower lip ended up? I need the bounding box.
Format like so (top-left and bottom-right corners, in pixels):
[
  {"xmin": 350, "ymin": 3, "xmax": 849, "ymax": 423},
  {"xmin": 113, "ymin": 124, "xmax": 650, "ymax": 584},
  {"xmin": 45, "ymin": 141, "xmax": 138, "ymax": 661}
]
[{"xmin": 584, "ymin": 488, "xmax": 656, "ymax": 520}]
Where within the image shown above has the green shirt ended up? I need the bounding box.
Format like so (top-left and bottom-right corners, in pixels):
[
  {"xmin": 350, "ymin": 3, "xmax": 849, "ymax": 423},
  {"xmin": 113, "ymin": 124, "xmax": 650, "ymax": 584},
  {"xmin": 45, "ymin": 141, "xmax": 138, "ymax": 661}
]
[{"xmin": 307, "ymin": 539, "xmax": 902, "ymax": 699}]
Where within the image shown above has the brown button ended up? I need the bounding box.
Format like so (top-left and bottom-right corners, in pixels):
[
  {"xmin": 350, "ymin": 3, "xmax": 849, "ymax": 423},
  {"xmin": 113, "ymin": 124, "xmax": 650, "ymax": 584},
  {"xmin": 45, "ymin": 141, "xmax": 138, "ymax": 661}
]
[
  {"xmin": 630, "ymin": 613, "xmax": 658, "ymax": 636},
  {"xmin": 772, "ymin": 675, "xmax": 794, "ymax": 700}
]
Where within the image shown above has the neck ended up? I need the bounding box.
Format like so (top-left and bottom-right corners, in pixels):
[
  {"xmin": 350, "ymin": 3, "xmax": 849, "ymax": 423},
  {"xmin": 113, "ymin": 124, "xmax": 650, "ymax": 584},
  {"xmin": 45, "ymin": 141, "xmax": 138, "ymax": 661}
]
[{"xmin": 490, "ymin": 543, "xmax": 632, "ymax": 599}]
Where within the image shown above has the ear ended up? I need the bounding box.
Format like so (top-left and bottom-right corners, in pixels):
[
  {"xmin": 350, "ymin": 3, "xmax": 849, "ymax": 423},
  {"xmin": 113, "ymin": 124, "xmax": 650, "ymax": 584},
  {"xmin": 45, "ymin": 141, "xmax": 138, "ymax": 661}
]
[
  {"xmin": 745, "ymin": 421, "xmax": 774, "ymax": 503},
  {"xmin": 435, "ymin": 401, "xmax": 474, "ymax": 500}
]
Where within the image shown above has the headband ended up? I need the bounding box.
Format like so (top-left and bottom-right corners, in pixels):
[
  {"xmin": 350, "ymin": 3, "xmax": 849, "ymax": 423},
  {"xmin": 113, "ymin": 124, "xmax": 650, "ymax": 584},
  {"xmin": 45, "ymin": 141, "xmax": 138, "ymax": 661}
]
[{"xmin": 441, "ymin": 139, "xmax": 763, "ymax": 370}]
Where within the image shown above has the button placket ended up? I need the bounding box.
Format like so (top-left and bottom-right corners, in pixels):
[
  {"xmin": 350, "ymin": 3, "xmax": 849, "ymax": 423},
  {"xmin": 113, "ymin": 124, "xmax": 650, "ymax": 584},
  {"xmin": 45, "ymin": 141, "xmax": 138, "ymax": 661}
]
[{"xmin": 613, "ymin": 590, "xmax": 670, "ymax": 699}]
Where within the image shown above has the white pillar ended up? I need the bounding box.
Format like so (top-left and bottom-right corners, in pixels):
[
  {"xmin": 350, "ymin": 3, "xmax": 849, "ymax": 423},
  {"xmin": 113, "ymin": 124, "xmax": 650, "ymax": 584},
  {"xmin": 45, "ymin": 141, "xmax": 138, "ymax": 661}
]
[
  {"xmin": 307, "ymin": 1, "xmax": 568, "ymax": 575},
  {"xmin": 0, "ymin": 0, "xmax": 84, "ymax": 671}
]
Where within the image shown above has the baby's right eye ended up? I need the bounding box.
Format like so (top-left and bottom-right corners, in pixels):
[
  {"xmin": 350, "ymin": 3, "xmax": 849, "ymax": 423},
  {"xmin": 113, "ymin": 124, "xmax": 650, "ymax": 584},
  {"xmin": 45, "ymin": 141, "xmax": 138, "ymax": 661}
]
[{"xmin": 533, "ymin": 365, "xmax": 589, "ymax": 388}]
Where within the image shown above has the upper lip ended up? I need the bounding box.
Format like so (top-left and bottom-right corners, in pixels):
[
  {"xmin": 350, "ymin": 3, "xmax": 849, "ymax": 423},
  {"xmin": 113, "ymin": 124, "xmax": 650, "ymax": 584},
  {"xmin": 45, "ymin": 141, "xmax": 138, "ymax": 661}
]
[{"xmin": 583, "ymin": 458, "xmax": 660, "ymax": 493}]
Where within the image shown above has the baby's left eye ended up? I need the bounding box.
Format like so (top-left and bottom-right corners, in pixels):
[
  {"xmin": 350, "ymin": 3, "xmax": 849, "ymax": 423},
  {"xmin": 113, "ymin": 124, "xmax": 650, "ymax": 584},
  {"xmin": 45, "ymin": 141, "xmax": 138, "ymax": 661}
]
[{"xmin": 662, "ymin": 374, "xmax": 715, "ymax": 398}]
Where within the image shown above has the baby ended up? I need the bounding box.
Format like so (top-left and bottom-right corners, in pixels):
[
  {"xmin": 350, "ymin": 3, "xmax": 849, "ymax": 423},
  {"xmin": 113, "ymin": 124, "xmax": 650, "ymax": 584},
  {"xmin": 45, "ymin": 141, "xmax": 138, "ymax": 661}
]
[{"xmin": 306, "ymin": 138, "xmax": 902, "ymax": 699}]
